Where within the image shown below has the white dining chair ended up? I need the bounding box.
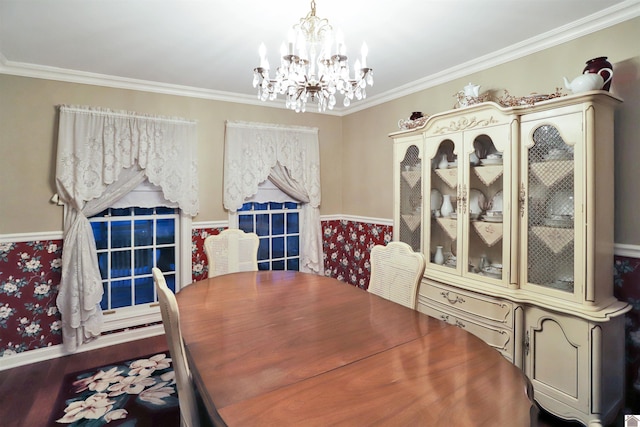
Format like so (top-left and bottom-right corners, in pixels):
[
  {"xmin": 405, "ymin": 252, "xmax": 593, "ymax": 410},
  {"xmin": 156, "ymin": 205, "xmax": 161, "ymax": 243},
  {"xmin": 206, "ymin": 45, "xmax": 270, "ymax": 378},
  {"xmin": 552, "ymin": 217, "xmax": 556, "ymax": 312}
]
[
  {"xmin": 203, "ymin": 229, "xmax": 260, "ymax": 277},
  {"xmin": 153, "ymin": 268, "xmax": 201, "ymax": 427},
  {"xmin": 367, "ymin": 241, "xmax": 426, "ymax": 309}
]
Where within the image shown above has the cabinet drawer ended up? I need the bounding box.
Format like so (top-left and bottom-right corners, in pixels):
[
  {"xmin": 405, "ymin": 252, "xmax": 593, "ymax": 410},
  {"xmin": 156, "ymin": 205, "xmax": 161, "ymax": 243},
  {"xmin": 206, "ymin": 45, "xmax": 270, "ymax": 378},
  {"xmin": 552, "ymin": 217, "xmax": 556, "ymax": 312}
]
[
  {"xmin": 419, "ymin": 279, "xmax": 513, "ymax": 327},
  {"xmin": 419, "ymin": 301, "xmax": 514, "ymax": 362}
]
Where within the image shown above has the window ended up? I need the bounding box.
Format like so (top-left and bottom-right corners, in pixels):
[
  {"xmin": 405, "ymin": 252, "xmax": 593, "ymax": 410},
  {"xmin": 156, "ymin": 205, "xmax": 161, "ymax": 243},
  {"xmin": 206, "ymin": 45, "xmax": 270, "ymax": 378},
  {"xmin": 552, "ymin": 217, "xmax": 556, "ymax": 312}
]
[
  {"xmin": 238, "ymin": 202, "xmax": 300, "ymax": 270},
  {"xmin": 90, "ymin": 206, "xmax": 180, "ymax": 328}
]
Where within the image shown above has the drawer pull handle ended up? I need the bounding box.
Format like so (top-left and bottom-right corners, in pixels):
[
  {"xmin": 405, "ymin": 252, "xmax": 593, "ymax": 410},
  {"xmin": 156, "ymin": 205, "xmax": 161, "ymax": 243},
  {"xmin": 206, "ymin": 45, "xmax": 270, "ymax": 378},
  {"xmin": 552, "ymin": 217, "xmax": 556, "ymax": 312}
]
[
  {"xmin": 441, "ymin": 291, "xmax": 465, "ymax": 305},
  {"xmin": 440, "ymin": 314, "xmax": 450, "ymax": 323},
  {"xmin": 455, "ymin": 320, "xmax": 466, "ymax": 329}
]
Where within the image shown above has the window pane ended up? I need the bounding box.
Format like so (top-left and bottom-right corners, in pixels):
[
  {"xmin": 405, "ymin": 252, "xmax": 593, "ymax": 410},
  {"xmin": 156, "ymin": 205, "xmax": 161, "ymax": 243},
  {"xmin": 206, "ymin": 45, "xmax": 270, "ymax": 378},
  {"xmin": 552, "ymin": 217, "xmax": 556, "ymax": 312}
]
[
  {"xmin": 112, "ymin": 221, "xmax": 132, "ymax": 248},
  {"xmin": 156, "ymin": 247, "xmax": 175, "ymax": 272},
  {"xmin": 97, "ymin": 253, "xmax": 109, "ymax": 279},
  {"xmin": 272, "ymin": 260, "xmax": 285, "ymax": 270},
  {"xmin": 238, "ymin": 203, "xmax": 252, "ymax": 212},
  {"xmin": 100, "ymin": 282, "xmax": 108, "ymax": 310},
  {"xmin": 111, "ymin": 208, "xmax": 131, "ymax": 217},
  {"xmin": 165, "ymin": 274, "xmax": 176, "ymax": 293},
  {"xmin": 287, "ymin": 236, "xmax": 299, "ymax": 256},
  {"xmin": 258, "ymin": 239, "xmax": 270, "ymax": 259},
  {"xmin": 134, "ymin": 220, "xmax": 153, "ymax": 246},
  {"xmin": 270, "ymin": 202, "xmax": 283, "ymax": 209},
  {"xmin": 156, "ymin": 207, "xmax": 176, "ymax": 215},
  {"xmin": 287, "ymin": 258, "xmax": 299, "ymax": 271},
  {"xmin": 239, "ymin": 215, "xmax": 253, "ymax": 231},
  {"xmin": 287, "ymin": 212, "xmax": 299, "ymax": 233},
  {"xmin": 258, "ymin": 261, "xmax": 270, "ymax": 271},
  {"xmin": 111, "ymin": 251, "xmax": 131, "ymax": 278},
  {"xmin": 284, "ymin": 202, "xmax": 298, "ymax": 209},
  {"xmin": 254, "ymin": 203, "xmax": 268, "ymax": 211},
  {"xmin": 134, "ymin": 207, "xmax": 154, "ymax": 215},
  {"xmin": 272, "ymin": 213, "xmax": 285, "ymax": 235},
  {"xmin": 157, "ymin": 219, "xmax": 175, "ymax": 244},
  {"xmin": 134, "ymin": 249, "xmax": 153, "ymax": 275},
  {"xmin": 111, "ymin": 279, "xmax": 132, "ymax": 308},
  {"xmin": 134, "ymin": 277, "xmax": 154, "ymax": 304},
  {"xmin": 273, "ymin": 237, "xmax": 285, "ymax": 258},
  {"xmin": 256, "ymin": 214, "xmax": 270, "ymax": 236},
  {"xmin": 92, "ymin": 222, "xmax": 108, "ymax": 250}
]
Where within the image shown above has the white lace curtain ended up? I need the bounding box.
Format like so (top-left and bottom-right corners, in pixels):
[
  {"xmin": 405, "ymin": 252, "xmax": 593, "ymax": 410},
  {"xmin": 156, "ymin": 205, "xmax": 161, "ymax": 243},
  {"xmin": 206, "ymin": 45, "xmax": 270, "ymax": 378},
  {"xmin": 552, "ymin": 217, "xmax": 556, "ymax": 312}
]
[
  {"xmin": 55, "ymin": 105, "xmax": 199, "ymax": 352},
  {"xmin": 224, "ymin": 121, "xmax": 323, "ymax": 275}
]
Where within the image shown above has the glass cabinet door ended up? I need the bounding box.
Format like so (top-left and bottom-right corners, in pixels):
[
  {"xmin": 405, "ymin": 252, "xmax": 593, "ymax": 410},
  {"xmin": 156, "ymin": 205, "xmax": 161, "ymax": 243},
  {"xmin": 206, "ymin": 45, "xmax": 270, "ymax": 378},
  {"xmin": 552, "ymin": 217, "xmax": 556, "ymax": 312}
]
[
  {"xmin": 425, "ymin": 135, "xmax": 462, "ymax": 272},
  {"xmin": 520, "ymin": 113, "xmax": 583, "ymax": 300},
  {"xmin": 397, "ymin": 144, "xmax": 422, "ymax": 251},
  {"xmin": 425, "ymin": 124, "xmax": 511, "ymax": 286},
  {"xmin": 462, "ymin": 128, "xmax": 509, "ymax": 285}
]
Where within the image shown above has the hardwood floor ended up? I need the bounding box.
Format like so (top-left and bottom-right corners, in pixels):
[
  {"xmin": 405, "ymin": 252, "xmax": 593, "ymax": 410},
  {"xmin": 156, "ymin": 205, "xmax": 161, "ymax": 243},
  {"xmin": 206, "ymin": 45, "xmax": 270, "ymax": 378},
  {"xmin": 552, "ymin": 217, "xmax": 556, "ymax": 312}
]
[{"xmin": 0, "ymin": 334, "xmax": 618, "ymax": 427}]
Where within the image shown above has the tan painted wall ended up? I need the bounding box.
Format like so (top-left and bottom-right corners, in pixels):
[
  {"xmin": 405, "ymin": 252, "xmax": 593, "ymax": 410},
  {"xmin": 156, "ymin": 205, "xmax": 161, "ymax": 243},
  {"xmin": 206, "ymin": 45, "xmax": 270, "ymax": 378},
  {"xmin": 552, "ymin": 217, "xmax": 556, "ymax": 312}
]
[
  {"xmin": 341, "ymin": 17, "xmax": 640, "ymax": 244},
  {"xmin": 1, "ymin": 18, "xmax": 639, "ymax": 243},
  {"xmin": 0, "ymin": 78, "xmax": 343, "ymax": 233}
]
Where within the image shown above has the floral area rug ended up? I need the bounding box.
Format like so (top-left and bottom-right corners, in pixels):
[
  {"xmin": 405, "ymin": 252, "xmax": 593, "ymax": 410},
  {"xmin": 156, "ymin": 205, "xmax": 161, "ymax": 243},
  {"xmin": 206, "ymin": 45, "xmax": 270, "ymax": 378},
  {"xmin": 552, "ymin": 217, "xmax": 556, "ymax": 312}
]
[{"xmin": 48, "ymin": 352, "xmax": 180, "ymax": 426}]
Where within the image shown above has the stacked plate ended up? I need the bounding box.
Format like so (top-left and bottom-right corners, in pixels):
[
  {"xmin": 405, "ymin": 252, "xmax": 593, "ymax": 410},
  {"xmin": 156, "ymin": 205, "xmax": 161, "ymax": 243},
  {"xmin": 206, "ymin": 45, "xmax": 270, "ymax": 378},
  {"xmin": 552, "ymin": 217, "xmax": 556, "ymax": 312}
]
[
  {"xmin": 482, "ymin": 210, "xmax": 503, "ymax": 223},
  {"xmin": 481, "ymin": 264, "xmax": 503, "ymax": 279}
]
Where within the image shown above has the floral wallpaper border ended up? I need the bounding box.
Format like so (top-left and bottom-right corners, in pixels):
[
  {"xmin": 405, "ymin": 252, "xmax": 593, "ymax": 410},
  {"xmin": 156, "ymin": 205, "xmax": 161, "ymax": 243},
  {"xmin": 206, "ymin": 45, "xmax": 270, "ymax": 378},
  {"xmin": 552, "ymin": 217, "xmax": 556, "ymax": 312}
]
[{"xmin": 1, "ymin": 221, "xmax": 640, "ymax": 414}]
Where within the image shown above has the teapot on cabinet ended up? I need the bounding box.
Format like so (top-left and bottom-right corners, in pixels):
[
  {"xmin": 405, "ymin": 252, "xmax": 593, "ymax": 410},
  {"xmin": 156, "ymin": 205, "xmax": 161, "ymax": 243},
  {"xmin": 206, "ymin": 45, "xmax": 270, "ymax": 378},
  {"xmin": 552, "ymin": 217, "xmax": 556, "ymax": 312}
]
[{"xmin": 563, "ymin": 72, "xmax": 606, "ymax": 93}]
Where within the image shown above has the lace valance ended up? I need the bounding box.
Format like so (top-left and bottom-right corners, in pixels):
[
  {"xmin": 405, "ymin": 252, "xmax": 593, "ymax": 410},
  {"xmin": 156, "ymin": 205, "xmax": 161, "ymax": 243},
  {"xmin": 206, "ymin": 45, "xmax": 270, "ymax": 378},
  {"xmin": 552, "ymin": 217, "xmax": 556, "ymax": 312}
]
[
  {"xmin": 223, "ymin": 120, "xmax": 320, "ymax": 211},
  {"xmin": 56, "ymin": 105, "xmax": 199, "ymax": 216}
]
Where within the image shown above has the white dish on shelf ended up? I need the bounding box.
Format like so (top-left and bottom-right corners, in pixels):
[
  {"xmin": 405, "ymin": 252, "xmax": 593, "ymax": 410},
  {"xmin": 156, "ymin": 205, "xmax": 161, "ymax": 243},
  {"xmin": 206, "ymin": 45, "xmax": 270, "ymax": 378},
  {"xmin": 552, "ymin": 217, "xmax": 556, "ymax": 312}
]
[
  {"xmin": 480, "ymin": 158, "xmax": 503, "ymax": 165},
  {"xmin": 430, "ymin": 188, "xmax": 443, "ymax": 210},
  {"xmin": 490, "ymin": 190, "xmax": 503, "ymax": 211},
  {"xmin": 482, "ymin": 216, "xmax": 503, "ymax": 223},
  {"xmin": 482, "ymin": 266, "xmax": 502, "ymax": 279},
  {"xmin": 469, "ymin": 188, "xmax": 486, "ymax": 216}
]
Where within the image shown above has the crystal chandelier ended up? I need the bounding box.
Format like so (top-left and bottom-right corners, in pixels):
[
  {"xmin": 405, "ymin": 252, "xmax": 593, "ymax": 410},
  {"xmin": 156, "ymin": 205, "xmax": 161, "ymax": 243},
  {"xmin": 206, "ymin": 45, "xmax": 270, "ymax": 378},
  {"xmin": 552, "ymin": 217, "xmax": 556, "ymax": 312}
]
[{"xmin": 252, "ymin": 0, "xmax": 373, "ymax": 113}]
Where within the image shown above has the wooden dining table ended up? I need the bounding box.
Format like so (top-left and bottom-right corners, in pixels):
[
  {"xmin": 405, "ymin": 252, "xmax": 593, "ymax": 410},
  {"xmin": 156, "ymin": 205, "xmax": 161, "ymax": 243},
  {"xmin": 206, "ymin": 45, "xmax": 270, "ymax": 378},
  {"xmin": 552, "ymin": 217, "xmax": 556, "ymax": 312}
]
[{"xmin": 176, "ymin": 271, "xmax": 536, "ymax": 426}]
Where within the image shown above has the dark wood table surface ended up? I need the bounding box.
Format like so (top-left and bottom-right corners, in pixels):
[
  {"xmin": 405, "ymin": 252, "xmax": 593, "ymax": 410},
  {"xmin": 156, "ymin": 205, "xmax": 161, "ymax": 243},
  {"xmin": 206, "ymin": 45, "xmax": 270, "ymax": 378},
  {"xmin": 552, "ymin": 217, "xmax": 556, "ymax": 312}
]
[{"xmin": 177, "ymin": 271, "xmax": 535, "ymax": 426}]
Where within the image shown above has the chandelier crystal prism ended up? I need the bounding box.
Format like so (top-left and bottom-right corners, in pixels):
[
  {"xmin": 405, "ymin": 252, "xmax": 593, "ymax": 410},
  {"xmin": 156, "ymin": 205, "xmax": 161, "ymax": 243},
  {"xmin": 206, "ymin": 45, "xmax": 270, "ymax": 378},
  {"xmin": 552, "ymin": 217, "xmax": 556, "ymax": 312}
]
[{"xmin": 252, "ymin": 0, "xmax": 373, "ymax": 113}]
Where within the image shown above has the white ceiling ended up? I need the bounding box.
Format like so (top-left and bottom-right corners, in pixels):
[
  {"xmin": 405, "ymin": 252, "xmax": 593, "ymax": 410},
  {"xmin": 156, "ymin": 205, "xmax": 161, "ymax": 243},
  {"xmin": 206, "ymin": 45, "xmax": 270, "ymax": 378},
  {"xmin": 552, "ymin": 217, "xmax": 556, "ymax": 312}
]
[{"xmin": 1, "ymin": 0, "xmax": 638, "ymax": 113}]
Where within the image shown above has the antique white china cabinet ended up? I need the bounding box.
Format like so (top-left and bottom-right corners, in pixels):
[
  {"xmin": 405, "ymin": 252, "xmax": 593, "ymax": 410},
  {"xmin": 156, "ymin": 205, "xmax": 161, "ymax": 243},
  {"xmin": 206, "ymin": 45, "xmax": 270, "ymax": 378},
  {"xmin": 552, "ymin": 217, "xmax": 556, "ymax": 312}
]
[{"xmin": 390, "ymin": 91, "xmax": 630, "ymax": 426}]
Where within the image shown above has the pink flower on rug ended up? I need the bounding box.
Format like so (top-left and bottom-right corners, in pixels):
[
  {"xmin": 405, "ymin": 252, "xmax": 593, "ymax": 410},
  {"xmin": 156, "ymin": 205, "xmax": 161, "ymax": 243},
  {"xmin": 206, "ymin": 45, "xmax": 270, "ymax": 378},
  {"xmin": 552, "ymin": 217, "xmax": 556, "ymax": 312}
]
[
  {"xmin": 128, "ymin": 353, "xmax": 171, "ymax": 377},
  {"xmin": 56, "ymin": 392, "xmax": 115, "ymax": 423},
  {"xmin": 72, "ymin": 366, "xmax": 125, "ymax": 393},
  {"xmin": 138, "ymin": 381, "xmax": 175, "ymax": 405},
  {"xmin": 103, "ymin": 408, "xmax": 128, "ymax": 422},
  {"xmin": 107, "ymin": 374, "xmax": 156, "ymax": 396}
]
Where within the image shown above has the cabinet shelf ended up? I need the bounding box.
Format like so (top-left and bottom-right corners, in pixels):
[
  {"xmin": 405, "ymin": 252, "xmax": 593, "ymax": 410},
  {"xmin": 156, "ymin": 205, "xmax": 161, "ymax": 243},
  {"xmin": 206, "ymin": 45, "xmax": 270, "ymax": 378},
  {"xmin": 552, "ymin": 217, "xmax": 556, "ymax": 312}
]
[
  {"xmin": 529, "ymin": 160, "xmax": 573, "ymax": 188},
  {"xmin": 401, "ymin": 170, "xmax": 421, "ymax": 188},
  {"xmin": 531, "ymin": 225, "xmax": 574, "ymax": 254},
  {"xmin": 473, "ymin": 165, "xmax": 503, "ymax": 186},
  {"xmin": 436, "ymin": 217, "xmax": 457, "ymax": 240},
  {"xmin": 472, "ymin": 221, "xmax": 503, "ymax": 247},
  {"xmin": 434, "ymin": 167, "xmax": 457, "ymax": 189}
]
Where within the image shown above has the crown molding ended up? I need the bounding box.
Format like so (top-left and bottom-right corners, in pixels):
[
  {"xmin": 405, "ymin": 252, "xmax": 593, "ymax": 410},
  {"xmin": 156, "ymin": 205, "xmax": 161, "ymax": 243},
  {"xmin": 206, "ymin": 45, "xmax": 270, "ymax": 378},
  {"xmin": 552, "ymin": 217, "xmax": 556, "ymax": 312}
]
[{"xmin": 1, "ymin": 2, "xmax": 638, "ymax": 117}]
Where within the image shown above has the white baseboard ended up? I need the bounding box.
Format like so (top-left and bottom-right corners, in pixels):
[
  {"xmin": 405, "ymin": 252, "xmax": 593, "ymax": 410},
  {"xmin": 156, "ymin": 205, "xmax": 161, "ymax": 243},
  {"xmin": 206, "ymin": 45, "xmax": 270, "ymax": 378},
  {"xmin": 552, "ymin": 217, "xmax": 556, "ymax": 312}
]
[{"xmin": 0, "ymin": 324, "xmax": 165, "ymax": 371}]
